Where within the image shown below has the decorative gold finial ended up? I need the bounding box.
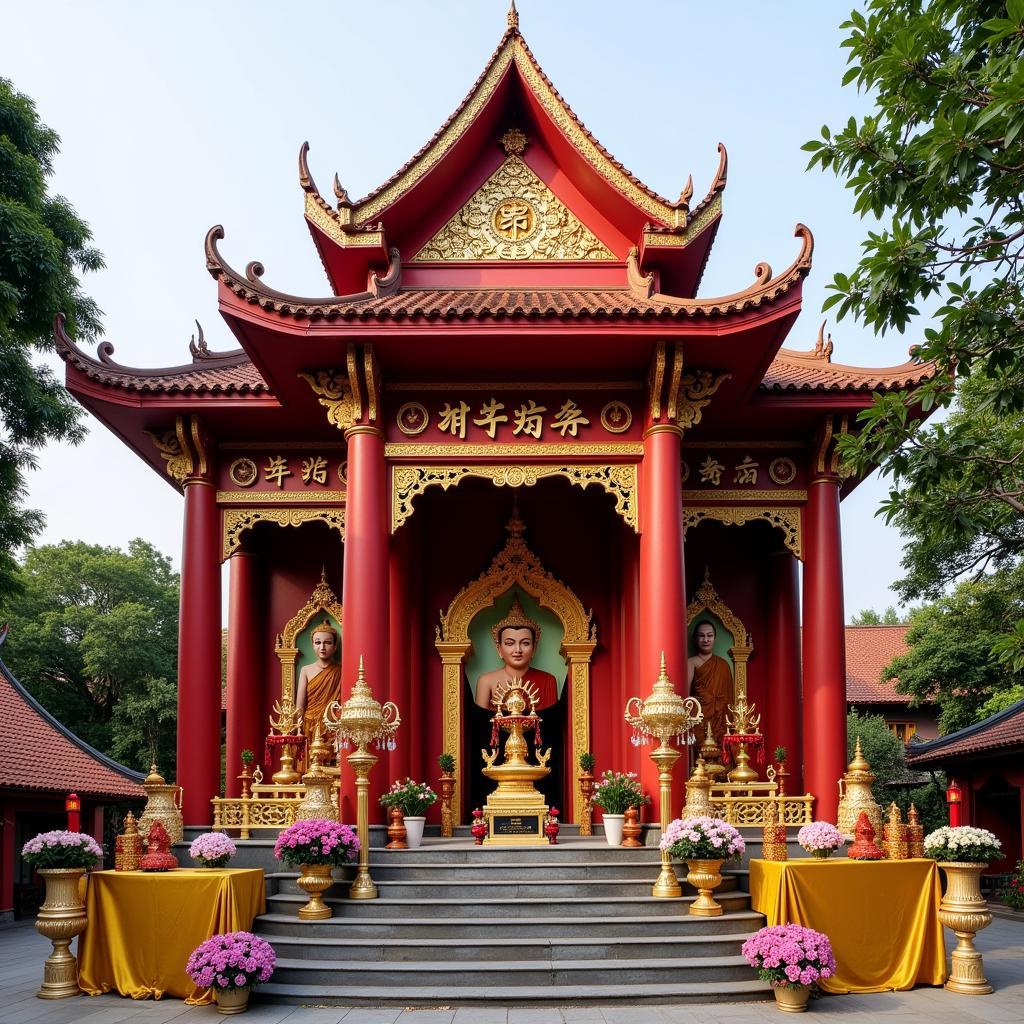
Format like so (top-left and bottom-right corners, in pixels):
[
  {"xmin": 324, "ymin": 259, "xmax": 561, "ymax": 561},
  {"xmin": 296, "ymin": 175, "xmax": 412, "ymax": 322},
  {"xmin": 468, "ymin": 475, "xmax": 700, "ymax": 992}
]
[
  {"xmin": 501, "ymin": 128, "xmax": 528, "ymax": 156},
  {"xmin": 507, "ymin": 0, "xmax": 519, "ymax": 29},
  {"xmin": 677, "ymin": 174, "xmax": 693, "ymax": 209},
  {"xmin": 145, "ymin": 763, "xmax": 166, "ymax": 786},
  {"xmin": 659, "ymin": 650, "xmax": 668, "ymax": 679},
  {"xmin": 850, "ymin": 735, "xmax": 870, "ymax": 772}
]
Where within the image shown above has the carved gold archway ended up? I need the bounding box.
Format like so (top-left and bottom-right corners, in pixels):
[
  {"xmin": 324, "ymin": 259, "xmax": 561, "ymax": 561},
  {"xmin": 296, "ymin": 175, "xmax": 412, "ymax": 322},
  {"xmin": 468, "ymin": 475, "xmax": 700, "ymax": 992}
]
[
  {"xmin": 436, "ymin": 510, "xmax": 596, "ymax": 824},
  {"xmin": 223, "ymin": 507, "xmax": 346, "ymax": 560},
  {"xmin": 686, "ymin": 568, "xmax": 753, "ymax": 700},
  {"xmin": 683, "ymin": 506, "xmax": 802, "ymax": 560},
  {"xmin": 274, "ymin": 570, "xmax": 344, "ymax": 709}
]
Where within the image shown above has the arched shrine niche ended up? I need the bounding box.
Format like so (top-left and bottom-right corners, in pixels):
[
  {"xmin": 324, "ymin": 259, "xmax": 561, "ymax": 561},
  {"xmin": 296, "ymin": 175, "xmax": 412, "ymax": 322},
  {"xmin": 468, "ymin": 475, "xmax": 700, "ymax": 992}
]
[{"xmin": 436, "ymin": 507, "xmax": 595, "ymax": 823}]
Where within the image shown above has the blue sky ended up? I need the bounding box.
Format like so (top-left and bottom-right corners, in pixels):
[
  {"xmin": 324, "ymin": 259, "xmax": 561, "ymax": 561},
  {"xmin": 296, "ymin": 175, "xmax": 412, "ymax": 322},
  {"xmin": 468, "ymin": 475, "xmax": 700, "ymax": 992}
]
[{"xmin": 2, "ymin": 1, "xmax": 914, "ymax": 618}]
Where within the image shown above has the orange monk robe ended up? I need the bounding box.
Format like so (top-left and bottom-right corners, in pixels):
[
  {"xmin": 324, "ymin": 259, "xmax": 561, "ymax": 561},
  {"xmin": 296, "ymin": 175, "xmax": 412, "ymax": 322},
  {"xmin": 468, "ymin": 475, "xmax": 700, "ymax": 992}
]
[
  {"xmin": 523, "ymin": 669, "xmax": 559, "ymax": 710},
  {"xmin": 302, "ymin": 662, "xmax": 342, "ymax": 739},
  {"xmin": 692, "ymin": 655, "xmax": 733, "ymax": 744}
]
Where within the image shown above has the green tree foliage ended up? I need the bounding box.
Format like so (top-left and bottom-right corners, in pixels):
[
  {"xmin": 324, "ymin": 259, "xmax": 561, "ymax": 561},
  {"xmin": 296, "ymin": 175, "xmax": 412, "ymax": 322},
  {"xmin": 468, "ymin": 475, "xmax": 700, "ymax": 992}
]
[
  {"xmin": 1, "ymin": 539, "xmax": 179, "ymax": 772},
  {"xmin": 850, "ymin": 606, "xmax": 905, "ymax": 625},
  {"xmin": 804, "ymin": 2, "xmax": 1024, "ymax": 603},
  {"xmin": 0, "ymin": 79, "xmax": 103, "ymax": 599},
  {"xmin": 847, "ymin": 710, "xmax": 947, "ymax": 835},
  {"xmin": 884, "ymin": 564, "xmax": 1024, "ymax": 732}
]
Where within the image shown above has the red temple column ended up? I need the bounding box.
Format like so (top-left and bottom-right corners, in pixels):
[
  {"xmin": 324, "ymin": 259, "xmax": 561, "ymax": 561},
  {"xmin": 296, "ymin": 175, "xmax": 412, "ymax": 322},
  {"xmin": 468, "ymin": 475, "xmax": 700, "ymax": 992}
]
[
  {"xmin": 801, "ymin": 474, "xmax": 847, "ymax": 822},
  {"xmin": 177, "ymin": 476, "xmax": 222, "ymax": 826},
  {"xmin": 639, "ymin": 422, "xmax": 688, "ymax": 805},
  {"xmin": 226, "ymin": 550, "xmax": 264, "ymax": 797},
  {"xmin": 341, "ymin": 424, "xmax": 389, "ymax": 821},
  {"xmin": 766, "ymin": 551, "xmax": 803, "ymax": 794},
  {"xmin": 388, "ymin": 527, "xmax": 412, "ymax": 785}
]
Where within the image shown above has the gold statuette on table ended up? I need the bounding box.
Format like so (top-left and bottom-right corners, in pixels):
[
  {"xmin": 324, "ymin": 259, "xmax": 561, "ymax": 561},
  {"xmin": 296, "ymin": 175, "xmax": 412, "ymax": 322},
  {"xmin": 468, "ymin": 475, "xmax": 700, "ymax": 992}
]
[
  {"xmin": 761, "ymin": 799, "xmax": 788, "ymax": 861},
  {"xmin": 882, "ymin": 802, "xmax": 908, "ymax": 860},
  {"xmin": 906, "ymin": 803, "xmax": 925, "ymax": 859},
  {"xmin": 114, "ymin": 811, "xmax": 142, "ymax": 871},
  {"xmin": 681, "ymin": 758, "xmax": 713, "ymax": 819},
  {"xmin": 295, "ymin": 726, "xmax": 339, "ymax": 821},
  {"xmin": 138, "ymin": 763, "xmax": 183, "ymax": 846},
  {"xmin": 836, "ymin": 737, "xmax": 882, "ymax": 838}
]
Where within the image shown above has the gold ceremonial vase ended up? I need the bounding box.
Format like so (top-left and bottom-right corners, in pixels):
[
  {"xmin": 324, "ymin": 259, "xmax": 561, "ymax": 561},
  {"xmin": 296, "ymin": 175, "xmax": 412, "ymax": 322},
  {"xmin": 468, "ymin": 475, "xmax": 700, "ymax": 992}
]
[
  {"xmin": 138, "ymin": 764, "xmax": 184, "ymax": 846},
  {"xmin": 215, "ymin": 986, "xmax": 251, "ymax": 1015},
  {"xmin": 296, "ymin": 863, "xmax": 335, "ymax": 920},
  {"xmin": 685, "ymin": 858, "xmax": 724, "ymax": 917},
  {"xmin": 937, "ymin": 862, "xmax": 993, "ymax": 995},
  {"xmin": 35, "ymin": 868, "xmax": 88, "ymax": 999},
  {"xmin": 773, "ymin": 985, "xmax": 810, "ymax": 1013}
]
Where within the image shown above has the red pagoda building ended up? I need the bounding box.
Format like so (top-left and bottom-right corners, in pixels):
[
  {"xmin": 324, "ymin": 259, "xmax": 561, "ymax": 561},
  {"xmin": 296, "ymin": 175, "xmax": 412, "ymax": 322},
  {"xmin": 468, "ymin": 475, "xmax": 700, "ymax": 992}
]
[{"xmin": 55, "ymin": 7, "xmax": 934, "ymax": 830}]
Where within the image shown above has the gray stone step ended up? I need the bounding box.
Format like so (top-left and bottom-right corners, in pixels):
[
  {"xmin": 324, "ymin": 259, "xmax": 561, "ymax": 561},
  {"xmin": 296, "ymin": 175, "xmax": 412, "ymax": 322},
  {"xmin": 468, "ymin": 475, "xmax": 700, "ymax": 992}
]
[
  {"xmin": 264, "ymin": 889, "xmax": 751, "ymax": 919},
  {"xmin": 256, "ymin": 909, "xmax": 764, "ymax": 940},
  {"xmin": 292, "ymin": 859, "xmax": 673, "ymax": 881},
  {"xmin": 270, "ymin": 874, "xmax": 739, "ymax": 900},
  {"xmin": 254, "ymin": 978, "xmax": 773, "ymax": 1006},
  {"xmin": 257, "ymin": 929, "xmax": 757, "ymax": 962},
  {"xmin": 270, "ymin": 953, "xmax": 756, "ymax": 987}
]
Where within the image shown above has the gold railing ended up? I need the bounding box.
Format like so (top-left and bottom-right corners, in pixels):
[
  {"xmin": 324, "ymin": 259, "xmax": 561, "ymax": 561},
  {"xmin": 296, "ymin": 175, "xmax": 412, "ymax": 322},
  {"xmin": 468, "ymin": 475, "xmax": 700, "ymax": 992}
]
[
  {"xmin": 710, "ymin": 792, "xmax": 814, "ymax": 826},
  {"xmin": 211, "ymin": 777, "xmax": 338, "ymax": 839}
]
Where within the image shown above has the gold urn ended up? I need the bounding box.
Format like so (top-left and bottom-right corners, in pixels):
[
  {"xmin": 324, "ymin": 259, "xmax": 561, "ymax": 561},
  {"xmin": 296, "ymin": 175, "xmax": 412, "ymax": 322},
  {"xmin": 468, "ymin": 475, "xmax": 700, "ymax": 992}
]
[
  {"xmin": 836, "ymin": 738, "xmax": 882, "ymax": 838},
  {"xmin": 138, "ymin": 763, "xmax": 184, "ymax": 846}
]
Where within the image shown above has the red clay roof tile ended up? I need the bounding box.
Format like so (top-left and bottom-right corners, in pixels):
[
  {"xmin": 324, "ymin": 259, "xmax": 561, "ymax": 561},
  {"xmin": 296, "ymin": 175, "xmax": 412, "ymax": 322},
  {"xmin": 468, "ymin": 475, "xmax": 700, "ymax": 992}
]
[
  {"xmin": 845, "ymin": 624, "xmax": 913, "ymax": 705},
  {"xmin": 906, "ymin": 700, "xmax": 1024, "ymax": 765}
]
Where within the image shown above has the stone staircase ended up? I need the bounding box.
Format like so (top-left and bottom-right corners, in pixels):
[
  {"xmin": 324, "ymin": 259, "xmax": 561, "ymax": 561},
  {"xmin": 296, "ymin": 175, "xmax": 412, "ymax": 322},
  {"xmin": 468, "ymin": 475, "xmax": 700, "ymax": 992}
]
[{"xmin": 247, "ymin": 838, "xmax": 774, "ymax": 1007}]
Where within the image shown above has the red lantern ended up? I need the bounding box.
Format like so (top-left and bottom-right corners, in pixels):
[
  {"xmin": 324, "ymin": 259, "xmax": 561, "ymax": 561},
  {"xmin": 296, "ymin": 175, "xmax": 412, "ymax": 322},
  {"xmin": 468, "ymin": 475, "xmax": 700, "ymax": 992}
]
[
  {"xmin": 946, "ymin": 779, "xmax": 963, "ymax": 827},
  {"xmin": 65, "ymin": 793, "xmax": 81, "ymax": 833}
]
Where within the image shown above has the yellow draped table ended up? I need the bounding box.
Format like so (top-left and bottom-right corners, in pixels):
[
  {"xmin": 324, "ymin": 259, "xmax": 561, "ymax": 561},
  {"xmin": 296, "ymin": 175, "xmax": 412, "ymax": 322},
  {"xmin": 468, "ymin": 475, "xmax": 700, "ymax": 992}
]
[
  {"xmin": 78, "ymin": 868, "xmax": 265, "ymax": 1003},
  {"xmin": 749, "ymin": 858, "xmax": 945, "ymax": 993}
]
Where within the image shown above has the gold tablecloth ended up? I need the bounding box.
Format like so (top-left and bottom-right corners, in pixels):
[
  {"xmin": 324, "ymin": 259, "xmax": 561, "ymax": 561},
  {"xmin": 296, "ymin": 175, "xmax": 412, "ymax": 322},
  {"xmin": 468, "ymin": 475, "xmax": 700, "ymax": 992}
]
[
  {"xmin": 749, "ymin": 858, "xmax": 945, "ymax": 993},
  {"xmin": 78, "ymin": 868, "xmax": 265, "ymax": 1003}
]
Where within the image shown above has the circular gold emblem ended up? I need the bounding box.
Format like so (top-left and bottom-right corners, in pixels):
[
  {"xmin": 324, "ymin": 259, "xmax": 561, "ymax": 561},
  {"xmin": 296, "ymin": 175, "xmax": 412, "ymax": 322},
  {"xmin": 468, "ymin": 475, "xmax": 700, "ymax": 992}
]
[
  {"xmin": 229, "ymin": 458, "xmax": 258, "ymax": 488},
  {"xmin": 600, "ymin": 400, "xmax": 633, "ymax": 434},
  {"xmin": 769, "ymin": 457, "xmax": 797, "ymax": 486},
  {"xmin": 337, "ymin": 460, "xmax": 348, "ymax": 488},
  {"xmin": 492, "ymin": 197, "xmax": 537, "ymax": 242},
  {"xmin": 396, "ymin": 401, "xmax": 429, "ymax": 437}
]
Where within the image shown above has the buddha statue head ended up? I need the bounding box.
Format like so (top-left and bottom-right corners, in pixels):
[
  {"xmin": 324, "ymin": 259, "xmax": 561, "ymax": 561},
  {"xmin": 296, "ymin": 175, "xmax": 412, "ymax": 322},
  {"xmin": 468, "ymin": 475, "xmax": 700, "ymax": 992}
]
[
  {"xmin": 491, "ymin": 597, "xmax": 541, "ymax": 676},
  {"xmin": 310, "ymin": 618, "xmax": 339, "ymax": 664}
]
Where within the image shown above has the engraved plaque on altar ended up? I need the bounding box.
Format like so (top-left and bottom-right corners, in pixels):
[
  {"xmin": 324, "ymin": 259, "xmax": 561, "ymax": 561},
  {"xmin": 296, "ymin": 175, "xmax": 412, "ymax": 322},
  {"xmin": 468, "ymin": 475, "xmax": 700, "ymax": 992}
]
[{"xmin": 492, "ymin": 813, "xmax": 542, "ymax": 838}]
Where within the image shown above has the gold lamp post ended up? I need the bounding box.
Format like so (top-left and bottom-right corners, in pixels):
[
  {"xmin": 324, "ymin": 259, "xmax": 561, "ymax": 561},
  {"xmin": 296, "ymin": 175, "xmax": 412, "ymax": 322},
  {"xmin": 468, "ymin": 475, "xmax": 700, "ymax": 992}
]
[
  {"xmin": 322, "ymin": 656, "xmax": 400, "ymax": 900},
  {"xmin": 624, "ymin": 652, "xmax": 704, "ymax": 899}
]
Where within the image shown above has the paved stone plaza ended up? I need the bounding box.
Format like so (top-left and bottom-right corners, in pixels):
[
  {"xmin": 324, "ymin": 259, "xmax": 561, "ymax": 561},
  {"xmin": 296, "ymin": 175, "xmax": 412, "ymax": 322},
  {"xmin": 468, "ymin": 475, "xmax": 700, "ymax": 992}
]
[{"xmin": 0, "ymin": 917, "xmax": 1021, "ymax": 1024}]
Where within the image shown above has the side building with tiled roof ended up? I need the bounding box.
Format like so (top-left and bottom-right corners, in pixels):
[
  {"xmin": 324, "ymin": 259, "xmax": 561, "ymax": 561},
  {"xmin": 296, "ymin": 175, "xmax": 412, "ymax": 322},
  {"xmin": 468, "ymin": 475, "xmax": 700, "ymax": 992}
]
[
  {"xmin": 0, "ymin": 631, "xmax": 145, "ymax": 921},
  {"xmin": 844, "ymin": 624, "xmax": 939, "ymax": 743},
  {"xmin": 907, "ymin": 698, "xmax": 1024, "ymax": 873}
]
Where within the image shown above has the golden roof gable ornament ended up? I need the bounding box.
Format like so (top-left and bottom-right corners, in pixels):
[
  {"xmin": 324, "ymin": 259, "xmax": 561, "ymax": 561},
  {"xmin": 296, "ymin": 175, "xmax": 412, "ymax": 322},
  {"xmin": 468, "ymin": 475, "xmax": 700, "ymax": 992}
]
[{"xmin": 491, "ymin": 595, "xmax": 542, "ymax": 646}]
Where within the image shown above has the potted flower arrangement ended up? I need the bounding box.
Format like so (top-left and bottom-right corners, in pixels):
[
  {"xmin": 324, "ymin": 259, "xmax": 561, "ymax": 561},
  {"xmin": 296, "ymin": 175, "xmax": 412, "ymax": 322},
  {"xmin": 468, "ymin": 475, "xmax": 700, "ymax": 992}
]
[
  {"xmin": 22, "ymin": 830, "xmax": 103, "ymax": 998},
  {"xmin": 797, "ymin": 821, "xmax": 844, "ymax": 859},
  {"xmin": 660, "ymin": 816, "xmax": 745, "ymax": 916},
  {"xmin": 591, "ymin": 770, "xmax": 648, "ymax": 846},
  {"xmin": 438, "ymin": 753, "xmax": 457, "ymax": 838},
  {"xmin": 380, "ymin": 778, "xmax": 437, "ymax": 849},
  {"xmin": 925, "ymin": 825, "xmax": 1002, "ymax": 993},
  {"xmin": 741, "ymin": 923, "xmax": 836, "ymax": 1012},
  {"xmin": 273, "ymin": 819, "xmax": 359, "ymax": 920},
  {"xmin": 578, "ymin": 752, "xmax": 596, "ymax": 837},
  {"xmin": 186, "ymin": 930, "xmax": 276, "ymax": 1015},
  {"xmin": 189, "ymin": 832, "xmax": 237, "ymax": 868}
]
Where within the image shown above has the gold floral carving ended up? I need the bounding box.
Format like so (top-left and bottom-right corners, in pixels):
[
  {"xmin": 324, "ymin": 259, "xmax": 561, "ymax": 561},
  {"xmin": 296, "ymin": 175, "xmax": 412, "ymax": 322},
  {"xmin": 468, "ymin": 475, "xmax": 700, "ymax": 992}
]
[
  {"xmin": 600, "ymin": 401, "xmax": 632, "ymax": 434},
  {"xmin": 222, "ymin": 508, "xmax": 346, "ymax": 560},
  {"xmin": 392, "ymin": 464, "xmax": 638, "ymax": 533},
  {"xmin": 677, "ymin": 372, "xmax": 730, "ymax": 430},
  {"xmin": 413, "ymin": 156, "xmax": 614, "ymax": 262},
  {"xmin": 436, "ymin": 510, "xmax": 596, "ymax": 823},
  {"xmin": 217, "ymin": 490, "xmax": 346, "ymax": 505},
  {"xmin": 299, "ymin": 369, "xmax": 357, "ymax": 432},
  {"xmin": 275, "ymin": 570, "xmax": 344, "ymax": 708},
  {"xmin": 682, "ymin": 489, "xmax": 806, "ymax": 503},
  {"xmin": 148, "ymin": 427, "xmax": 191, "ymax": 483},
  {"xmin": 304, "ymin": 193, "xmax": 384, "ymax": 248},
  {"xmin": 683, "ymin": 506, "xmax": 802, "ymax": 560},
  {"xmin": 385, "ymin": 442, "xmax": 643, "ymax": 457},
  {"xmin": 685, "ymin": 568, "xmax": 753, "ymax": 700}
]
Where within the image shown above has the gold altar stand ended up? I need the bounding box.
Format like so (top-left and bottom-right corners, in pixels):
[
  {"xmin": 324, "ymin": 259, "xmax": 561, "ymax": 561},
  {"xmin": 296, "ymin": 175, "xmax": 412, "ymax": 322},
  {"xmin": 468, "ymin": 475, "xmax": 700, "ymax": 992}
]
[
  {"xmin": 749, "ymin": 859, "xmax": 946, "ymax": 993},
  {"xmin": 77, "ymin": 868, "xmax": 265, "ymax": 1003}
]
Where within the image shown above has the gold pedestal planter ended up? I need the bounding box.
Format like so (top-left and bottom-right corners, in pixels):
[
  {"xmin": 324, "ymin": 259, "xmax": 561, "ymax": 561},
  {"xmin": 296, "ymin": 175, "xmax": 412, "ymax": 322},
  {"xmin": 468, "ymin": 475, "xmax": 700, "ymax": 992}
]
[
  {"xmin": 686, "ymin": 858, "xmax": 724, "ymax": 917},
  {"xmin": 296, "ymin": 863, "xmax": 335, "ymax": 920},
  {"xmin": 772, "ymin": 985, "xmax": 810, "ymax": 1013},
  {"xmin": 215, "ymin": 987, "xmax": 251, "ymax": 1015},
  {"xmin": 35, "ymin": 868, "xmax": 87, "ymax": 999},
  {"xmin": 937, "ymin": 862, "xmax": 993, "ymax": 995}
]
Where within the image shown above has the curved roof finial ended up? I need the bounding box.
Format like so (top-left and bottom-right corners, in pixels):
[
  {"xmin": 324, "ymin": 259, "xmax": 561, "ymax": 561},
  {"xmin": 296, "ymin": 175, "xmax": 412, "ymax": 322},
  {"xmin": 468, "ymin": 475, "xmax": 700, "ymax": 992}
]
[
  {"xmin": 507, "ymin": 0, "xmax": 519, "ymax": 30},
  {"xmin": 298, "ymin": 141, "xmax": 317, "ymax": 194}
]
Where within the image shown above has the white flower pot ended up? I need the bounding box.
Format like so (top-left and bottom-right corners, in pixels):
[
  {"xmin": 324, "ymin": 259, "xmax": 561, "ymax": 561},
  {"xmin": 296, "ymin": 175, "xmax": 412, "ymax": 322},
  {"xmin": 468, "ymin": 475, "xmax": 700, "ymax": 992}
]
[
  {"xmin": 602, "ymin": 814, "xmax": 625, "ymax": 846},
  {"xmin": 404, "ymin": 816, "xmax": 426, "ymax": 849}
]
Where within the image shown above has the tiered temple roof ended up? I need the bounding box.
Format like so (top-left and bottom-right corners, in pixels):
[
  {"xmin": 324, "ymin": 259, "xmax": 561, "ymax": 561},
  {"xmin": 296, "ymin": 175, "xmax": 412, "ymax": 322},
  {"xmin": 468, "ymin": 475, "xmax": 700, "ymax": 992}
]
[{"xmin": 907, "ymin": 698, "xmax": 1024, "ymax": 766}]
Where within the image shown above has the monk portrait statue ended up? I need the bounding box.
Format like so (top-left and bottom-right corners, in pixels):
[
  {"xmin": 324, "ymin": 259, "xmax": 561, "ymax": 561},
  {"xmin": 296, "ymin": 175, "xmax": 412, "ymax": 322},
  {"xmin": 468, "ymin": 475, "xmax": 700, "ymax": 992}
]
[
  {"xmin": 687, "ymin": 620, "xmax": 733, "ymax": 746},
  {"xmin": 295, "ymin": 618, "xmax": 342, "ymax": 740},
  {"xmin": 474, "ymin": 597, "xmax": 558, "ymax": 711}
]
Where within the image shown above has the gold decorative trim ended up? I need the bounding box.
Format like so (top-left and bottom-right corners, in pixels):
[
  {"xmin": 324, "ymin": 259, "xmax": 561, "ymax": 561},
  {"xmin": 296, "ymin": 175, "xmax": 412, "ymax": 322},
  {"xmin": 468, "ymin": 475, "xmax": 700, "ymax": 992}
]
[
  {"xmin": 385, "ymin": 381, "xmax": 645, "ymax": 392},
  {"xmin": 299, "ymin": 368, "xmax": 357, "ymax": 432},
  {"xmin": 385, "ymin": 442, "xmax": 643, "ymax": 458},
  {"xmin": 436, "ymin": 510, "xmax": 596, "ymax": 823},
  {"xmin": 683, "ymin": 506, "xmax": 802, "ymax": 560},
  {"xmin": 275, "ymin": 570, "xmax": 344, "ymax": 708},
  {"xmin": 768, "ymin": 458, "xmax": 797, "ymax": 486},
  {"xmin": 686, "ymin": 568, "xmax": 752, "ymax": 700},
  {"xmin": 677, "ymin": 371, "xmax": 730, "ymax": 430},
  {"xmin": 304, "ymin": 193, "xmax": 384, "ymax": 248},
  {"xmin": 393, "ymin": 463, "xmax": 638, "ymax": 533},
  {"xmin": 217, "ymin": 490, "xmax": 346, "ymax": 505},
  {"xmin": 414, "ymin": 155, "xmax": 614, "ymax": 262},
  {"xmin": 147, "ymin": 425, "xmax": 191, "ymax": 483},
  {"xmin": 649, "ymin": 342, "xmax": 667, "ymax": 421},
  {"xmin": 396, "ymin": 402, "xmax": 429, "ymax": 437},
  {"xmin": 683, "ymin": 489, "xmax": 806, "ymax": 503},
  {"xmin": 223, "ymin": 508, "xmax": 346, "ymax": 560}
]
